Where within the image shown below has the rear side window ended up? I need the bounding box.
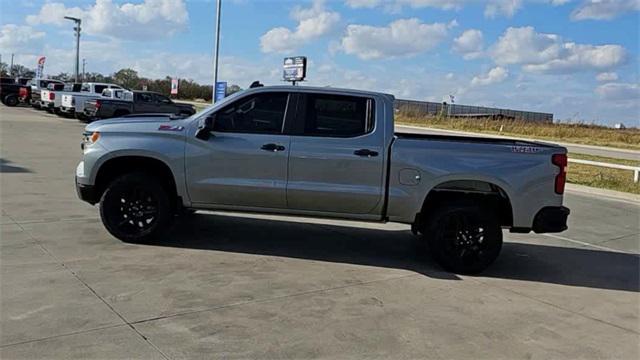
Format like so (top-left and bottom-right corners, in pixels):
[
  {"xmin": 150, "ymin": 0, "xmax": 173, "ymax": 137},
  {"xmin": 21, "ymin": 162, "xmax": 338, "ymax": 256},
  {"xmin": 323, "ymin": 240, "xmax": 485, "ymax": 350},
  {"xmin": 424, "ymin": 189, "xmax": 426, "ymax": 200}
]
[
  {"xmin": 213, "ymin": 93, "xmax": 288, "ymax": 134},
  {"xmin": 94, "ymin": 85, "xmax": 108, "ymax": 93},
  {"xmin": 301, "ymin": 94, "xmax": 374, "ymax": 137}
]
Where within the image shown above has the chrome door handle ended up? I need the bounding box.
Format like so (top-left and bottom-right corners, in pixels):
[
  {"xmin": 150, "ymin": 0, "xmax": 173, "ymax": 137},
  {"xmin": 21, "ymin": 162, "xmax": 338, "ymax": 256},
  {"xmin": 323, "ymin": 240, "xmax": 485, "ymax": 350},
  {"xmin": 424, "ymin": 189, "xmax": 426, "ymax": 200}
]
[
  {"xmin": 354, "ymin": 149, "xmax": 378, "ymax": 157},
  {"xmin": 261, "ymin": 143, "xmax": 285, "ymax": 152}
]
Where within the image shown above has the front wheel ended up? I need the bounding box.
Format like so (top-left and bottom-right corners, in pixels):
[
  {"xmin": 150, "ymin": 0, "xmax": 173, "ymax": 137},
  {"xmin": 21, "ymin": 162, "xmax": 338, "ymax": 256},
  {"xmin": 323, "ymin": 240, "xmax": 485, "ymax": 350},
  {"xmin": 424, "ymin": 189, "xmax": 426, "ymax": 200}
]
[
  {"xmin": 99, "ymin": 173, "xmax": 172, "ymax": 243},
  {"xmin": 423, "ymin": 204, "xmax": 502, "ymax": 274}
]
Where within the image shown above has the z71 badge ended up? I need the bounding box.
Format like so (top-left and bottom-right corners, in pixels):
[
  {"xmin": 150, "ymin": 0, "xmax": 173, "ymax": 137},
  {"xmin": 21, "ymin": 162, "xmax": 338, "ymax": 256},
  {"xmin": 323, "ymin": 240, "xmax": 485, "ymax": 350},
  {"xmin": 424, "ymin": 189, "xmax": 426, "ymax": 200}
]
[
  {"xmin": 158, "ymin": 125, "xmax": 184, "ymax": 132},
  {"xmin": 511, "ymin": 145, "xmax": 542, "ymax": 153}
]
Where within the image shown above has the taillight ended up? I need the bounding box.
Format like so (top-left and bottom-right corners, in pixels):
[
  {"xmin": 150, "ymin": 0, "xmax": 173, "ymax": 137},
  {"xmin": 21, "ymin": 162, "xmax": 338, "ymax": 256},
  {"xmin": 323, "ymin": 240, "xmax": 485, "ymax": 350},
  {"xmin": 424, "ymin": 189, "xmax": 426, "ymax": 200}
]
[
  {"xmin": 49, "ymin": 92, "xmax": 55, "ymax": 100},
  {"xmin": 552, "ymin": 154, "xmax": 567, "ymax": 195},
  {"xmin": 95, "ymin": 100, "xmax": 101, "ymax": 109},
  {"xmin": 19, "ymin": 87, "xmax": 27, "ymax": 97}
]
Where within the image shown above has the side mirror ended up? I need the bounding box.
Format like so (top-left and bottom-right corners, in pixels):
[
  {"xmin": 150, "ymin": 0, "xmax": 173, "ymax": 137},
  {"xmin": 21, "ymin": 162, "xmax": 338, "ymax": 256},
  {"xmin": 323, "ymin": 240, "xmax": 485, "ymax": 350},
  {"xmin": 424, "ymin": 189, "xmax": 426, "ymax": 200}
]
[{"xmin": 195, "ymin": 114, "xmax": 215, "ymax": 140}]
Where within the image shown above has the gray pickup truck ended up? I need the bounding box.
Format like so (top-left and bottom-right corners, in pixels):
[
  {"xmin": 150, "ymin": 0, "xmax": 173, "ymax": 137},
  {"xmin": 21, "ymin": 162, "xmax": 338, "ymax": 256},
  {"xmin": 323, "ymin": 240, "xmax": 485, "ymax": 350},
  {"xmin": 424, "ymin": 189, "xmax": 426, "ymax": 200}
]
[
  {"xmin": 84, "ymin": 90, "xmax": 195, "ymax": 120},
  {"xmin": 75, "ymin": 86, "xmax": 569, "ymax": 273}
]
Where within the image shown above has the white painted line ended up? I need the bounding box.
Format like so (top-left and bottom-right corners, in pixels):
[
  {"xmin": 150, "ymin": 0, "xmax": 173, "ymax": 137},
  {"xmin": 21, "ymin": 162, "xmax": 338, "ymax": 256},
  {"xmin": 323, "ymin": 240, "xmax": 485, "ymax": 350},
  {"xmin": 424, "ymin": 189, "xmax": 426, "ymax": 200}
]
[{"xmin": 543, "ymin": 233, "xmax": 638, "ymax": 254}]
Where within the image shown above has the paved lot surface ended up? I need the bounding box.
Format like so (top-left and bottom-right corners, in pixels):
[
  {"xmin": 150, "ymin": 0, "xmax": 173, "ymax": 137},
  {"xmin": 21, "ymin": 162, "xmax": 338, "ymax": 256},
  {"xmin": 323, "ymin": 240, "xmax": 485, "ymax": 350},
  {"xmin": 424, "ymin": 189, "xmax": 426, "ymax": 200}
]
[{"xmin": 1, "ymin": 105, "xmax": 639, "ymax": 359}]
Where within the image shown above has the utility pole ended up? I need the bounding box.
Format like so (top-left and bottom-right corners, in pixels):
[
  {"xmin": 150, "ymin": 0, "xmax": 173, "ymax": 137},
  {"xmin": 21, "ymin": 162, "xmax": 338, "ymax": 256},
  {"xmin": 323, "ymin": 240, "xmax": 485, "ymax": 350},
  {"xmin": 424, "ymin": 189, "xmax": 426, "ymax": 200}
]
[
  {"xmin": 211, "ymin": 0, "xmax": 222, "ymax": 104},
  {"xmin": 82, "ymin": 58, "xmax": 86, "ymax": 82},
  {"xmin": 64, "ymin": 16, "xmax": 81, "ymax": 83},
  {"xmin": 10, "ymin": 53, "xmax": 14, "ymax": 76}
]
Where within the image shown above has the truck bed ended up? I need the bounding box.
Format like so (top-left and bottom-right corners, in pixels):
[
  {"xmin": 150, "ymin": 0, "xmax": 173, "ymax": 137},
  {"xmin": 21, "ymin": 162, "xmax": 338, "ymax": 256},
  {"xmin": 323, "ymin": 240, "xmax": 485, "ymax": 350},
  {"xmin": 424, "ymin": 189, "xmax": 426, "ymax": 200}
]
[{"xmin": 394, "ymin": 131, "xmax": 559, "ymax": 148}]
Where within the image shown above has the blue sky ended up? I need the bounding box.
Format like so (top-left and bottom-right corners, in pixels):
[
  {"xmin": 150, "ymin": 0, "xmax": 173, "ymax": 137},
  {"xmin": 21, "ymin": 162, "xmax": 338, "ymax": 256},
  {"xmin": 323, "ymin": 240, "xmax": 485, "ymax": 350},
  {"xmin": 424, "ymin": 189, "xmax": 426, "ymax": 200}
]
[{"xmin": 1, "ymin": 0, "xmax": 638, "ymax": 125}]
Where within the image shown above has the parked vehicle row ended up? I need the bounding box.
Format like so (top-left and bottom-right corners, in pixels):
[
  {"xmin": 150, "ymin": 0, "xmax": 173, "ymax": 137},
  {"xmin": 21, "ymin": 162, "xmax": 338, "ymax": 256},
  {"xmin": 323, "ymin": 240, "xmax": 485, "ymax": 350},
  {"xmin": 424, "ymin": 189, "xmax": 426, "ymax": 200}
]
[{"xmin": 1, "ymin": 79, "xmax": 196, "ymax": 122}]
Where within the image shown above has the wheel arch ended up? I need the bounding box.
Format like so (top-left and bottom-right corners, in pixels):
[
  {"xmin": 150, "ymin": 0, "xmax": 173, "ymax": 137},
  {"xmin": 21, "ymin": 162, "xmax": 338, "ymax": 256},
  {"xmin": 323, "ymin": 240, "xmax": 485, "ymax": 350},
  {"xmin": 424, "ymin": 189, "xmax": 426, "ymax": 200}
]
[
  {"xmin": 93, "ymin": 155, "xmax": 179, "ymax": 209},
  {"xmin": 415, "ymin": 178, "xmax": 514, "ymax": 233}
]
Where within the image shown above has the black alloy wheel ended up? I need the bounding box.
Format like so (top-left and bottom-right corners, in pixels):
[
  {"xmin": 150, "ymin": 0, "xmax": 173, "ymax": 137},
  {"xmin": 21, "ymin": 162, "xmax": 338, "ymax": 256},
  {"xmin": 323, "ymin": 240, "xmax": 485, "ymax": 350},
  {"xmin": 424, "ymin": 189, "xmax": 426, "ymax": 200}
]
[
  {"xmin": 100, "ymin": 173, "xmax": 172, "ymax": 243},
  {"xmin": 425, "ymin": 205, "xmax": 502, "ymax": 274}
]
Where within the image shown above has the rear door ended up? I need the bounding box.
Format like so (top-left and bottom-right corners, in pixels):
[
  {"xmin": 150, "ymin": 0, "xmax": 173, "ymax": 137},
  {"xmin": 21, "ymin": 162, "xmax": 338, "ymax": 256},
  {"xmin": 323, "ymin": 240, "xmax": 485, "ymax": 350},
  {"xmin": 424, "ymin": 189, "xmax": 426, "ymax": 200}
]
[
  {"xmin": 286, "ymin": 93, "xmax": 385, "ymax": 215},
  {"xmin": 185, "ymin": 91, "xmax": 293, "ymax": 208}
]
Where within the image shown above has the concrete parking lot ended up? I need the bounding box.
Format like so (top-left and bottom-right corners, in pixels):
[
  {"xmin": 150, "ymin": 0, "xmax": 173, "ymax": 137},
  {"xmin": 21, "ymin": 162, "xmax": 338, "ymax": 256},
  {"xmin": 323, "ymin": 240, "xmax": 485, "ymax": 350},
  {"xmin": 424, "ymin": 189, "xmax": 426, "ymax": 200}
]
[{"xmin": 1, "ymin": 105, "xmax": 639, "ymax": 359}]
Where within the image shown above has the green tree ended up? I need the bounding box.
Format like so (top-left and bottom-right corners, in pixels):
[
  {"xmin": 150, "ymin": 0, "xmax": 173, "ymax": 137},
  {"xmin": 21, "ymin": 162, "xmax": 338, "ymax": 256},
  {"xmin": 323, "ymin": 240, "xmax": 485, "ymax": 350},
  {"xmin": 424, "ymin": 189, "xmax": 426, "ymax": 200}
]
[
  {"xmin": 112, "ymin": 68, "xmax": 140, "ymax": 89},
  {"xmin": 0, "ymin": 62, "xmax": 8, "ymax": 77}
]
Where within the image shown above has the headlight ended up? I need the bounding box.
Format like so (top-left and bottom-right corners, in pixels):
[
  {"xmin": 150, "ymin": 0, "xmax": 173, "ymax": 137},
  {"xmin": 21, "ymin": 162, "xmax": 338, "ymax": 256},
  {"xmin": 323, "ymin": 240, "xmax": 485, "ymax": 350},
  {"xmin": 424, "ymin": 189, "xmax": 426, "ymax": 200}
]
[{"xmin": 82, "ymin": 131, "xmax": 100, "ymax": 150}]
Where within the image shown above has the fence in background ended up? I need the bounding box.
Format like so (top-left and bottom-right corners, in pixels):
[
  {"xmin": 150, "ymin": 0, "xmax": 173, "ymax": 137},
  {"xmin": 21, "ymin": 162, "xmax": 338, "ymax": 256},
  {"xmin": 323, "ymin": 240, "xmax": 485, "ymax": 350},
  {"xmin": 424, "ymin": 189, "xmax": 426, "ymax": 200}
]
[
  {"xmin": 395, "ymin": 99, "xmax": 554, "ymax": 123},
  {"xmin": 569, "ymin": 159, "xmax": 640, "ymax": 183}
]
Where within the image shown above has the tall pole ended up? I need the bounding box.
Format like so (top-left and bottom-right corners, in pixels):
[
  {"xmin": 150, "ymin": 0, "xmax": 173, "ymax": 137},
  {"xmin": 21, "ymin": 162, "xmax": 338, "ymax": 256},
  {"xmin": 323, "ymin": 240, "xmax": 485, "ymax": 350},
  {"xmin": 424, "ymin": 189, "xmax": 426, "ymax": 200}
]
[
  {"xmin": 82, "ymin": 58, "xmax": 86, "ymax": 82},
  {"xmin": 10, "ymin": 53, "xmax": 14, "ymax": 76},
  {"xmin": 65, "ymin": 16, "xmax": 81, "ymax": 83},
  {"xmin": 212, "ymin": 0, "xmax": 222, "ymax": 104}
]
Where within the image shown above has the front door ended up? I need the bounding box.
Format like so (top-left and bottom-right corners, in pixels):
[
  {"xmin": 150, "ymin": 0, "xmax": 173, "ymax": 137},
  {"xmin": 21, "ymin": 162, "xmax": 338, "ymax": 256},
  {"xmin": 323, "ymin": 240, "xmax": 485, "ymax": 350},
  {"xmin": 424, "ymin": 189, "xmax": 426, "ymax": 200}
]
[
  {"xmin": 286, "ymin": 93, "xmax": 385, "ymax": 215},
  {"xmin": 185, "ymin": 91, "xmax": 292, "ymax": 208}
]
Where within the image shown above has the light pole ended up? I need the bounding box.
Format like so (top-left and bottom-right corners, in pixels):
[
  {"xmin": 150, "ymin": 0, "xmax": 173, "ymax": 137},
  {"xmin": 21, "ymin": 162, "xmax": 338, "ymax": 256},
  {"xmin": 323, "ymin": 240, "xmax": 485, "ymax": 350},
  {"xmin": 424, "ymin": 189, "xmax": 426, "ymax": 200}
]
[
  {"xmin": 64, "ymin": 16, "xmax": 81, "ymax": 83},
  {"xmin": 82, "ymin": 58, "xmax": 86, "ymax": 81},
  {"xmin": 212, "ymin": 0, "xmax": 222, "ymax": 104}
]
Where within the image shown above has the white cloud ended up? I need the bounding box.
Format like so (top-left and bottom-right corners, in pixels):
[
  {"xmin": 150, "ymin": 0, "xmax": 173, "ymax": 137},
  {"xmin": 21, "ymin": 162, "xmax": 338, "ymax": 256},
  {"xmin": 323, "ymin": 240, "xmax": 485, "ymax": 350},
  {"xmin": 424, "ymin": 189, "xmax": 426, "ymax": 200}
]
[
  {"xmin": 491, "ymin": 26, "xmax": 626, "ymax": 73},
  {"xmin": 596, "ymin": 72, "xmax": 618, "ymax": 82},
  {"xmin": 367, "ymin": 0, "xmax": 566, "ymax": 17},
  {"xmin": 595, "ymin": 82, "xmax": 640, "ymax": 101},
  {"xmin": 25, "ymin": 0, "xmax": 188, "ymax": 40},
  {"xmin": 484, "ymin": 0, "xmax": 523, "ymax": 18},
  {"xmin": 0, "ymin": 24, "xmax": 45, "ymax": 54},
  {"xmin": 340, "ymin": 18, "xmax": 453, "ymax": 60},
  {"xmin": 453, "ymin": 29, "xmax": 484, "ymax": 59},
  {"xmin": 571, "ymin": 0, "xmax": 640, "ymax": 20},
  {"xmin": 471, "ymin": 66, "xmax": 509, "ymax": 86},
  {"xmin": 345, "ymin": 0, "xmax": 382, "ymax": 8},
  {"xmin": 260, "ymin": 0, "xmax": 340, "ymax": 53}
]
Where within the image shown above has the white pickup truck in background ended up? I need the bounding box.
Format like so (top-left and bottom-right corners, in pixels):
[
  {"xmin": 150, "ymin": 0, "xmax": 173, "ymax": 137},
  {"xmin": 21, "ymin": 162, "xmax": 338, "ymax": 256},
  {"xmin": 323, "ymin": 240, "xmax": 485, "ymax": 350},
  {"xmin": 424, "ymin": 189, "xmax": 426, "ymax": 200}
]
[
  {"xmin": 40, "ymin": 83, "xmax": 82, "ymax": 114},
  {"xmin": 60, "ymin": 82, "xmax": 124, "ymax": 120}
]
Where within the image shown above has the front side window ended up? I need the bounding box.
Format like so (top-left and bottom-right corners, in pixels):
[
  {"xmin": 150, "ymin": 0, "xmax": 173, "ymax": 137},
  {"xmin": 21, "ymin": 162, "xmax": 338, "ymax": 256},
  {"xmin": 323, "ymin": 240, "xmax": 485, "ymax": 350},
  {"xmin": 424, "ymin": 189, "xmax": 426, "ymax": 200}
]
[
  {"xmin": 138, "ymin": 93, "xmax": 153, "ymax": 103},
  {"xmin": 302, "ymin": 94, "xmax": 374, "ymax": 137},
  {"xmin": 94, "ymin": 85, "xmax": 108, "ymax": 94},
  {"xmin": 213, "ymin": 92, "xmax": 288, "ymax": 134}
]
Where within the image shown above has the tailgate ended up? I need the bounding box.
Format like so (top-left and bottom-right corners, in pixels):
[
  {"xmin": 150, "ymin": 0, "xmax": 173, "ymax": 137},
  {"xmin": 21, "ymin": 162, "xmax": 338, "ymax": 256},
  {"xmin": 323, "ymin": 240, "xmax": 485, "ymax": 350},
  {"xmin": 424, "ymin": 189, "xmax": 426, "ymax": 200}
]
[{"xmin": 62, "ymin": 94, "xmax": 74, "ymax": 107}]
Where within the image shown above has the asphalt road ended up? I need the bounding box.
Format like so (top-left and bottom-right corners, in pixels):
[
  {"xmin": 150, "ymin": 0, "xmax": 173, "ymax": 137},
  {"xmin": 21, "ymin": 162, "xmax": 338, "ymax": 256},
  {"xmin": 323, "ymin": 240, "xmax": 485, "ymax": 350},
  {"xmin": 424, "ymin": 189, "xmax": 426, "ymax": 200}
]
[
  {"xmin": 397, "ymin": 125, "xmax": 640, "ymax": 161},
  {"xmin": 1, "ymin": 105, "xmax": 639, "ymax": 359}
]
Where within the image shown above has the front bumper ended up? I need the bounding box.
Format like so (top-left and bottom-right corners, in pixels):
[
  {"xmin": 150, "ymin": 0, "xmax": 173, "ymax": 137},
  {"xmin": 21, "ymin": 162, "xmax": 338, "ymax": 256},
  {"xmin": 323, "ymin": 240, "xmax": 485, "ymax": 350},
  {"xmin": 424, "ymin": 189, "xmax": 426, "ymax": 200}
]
[
  {"xmin": 76, "ymin": 177, "xmax": 98, "ymax": 205},
  {"xmin": 532, "ymin": 206, "xmax": 570, "ymax": 233}
]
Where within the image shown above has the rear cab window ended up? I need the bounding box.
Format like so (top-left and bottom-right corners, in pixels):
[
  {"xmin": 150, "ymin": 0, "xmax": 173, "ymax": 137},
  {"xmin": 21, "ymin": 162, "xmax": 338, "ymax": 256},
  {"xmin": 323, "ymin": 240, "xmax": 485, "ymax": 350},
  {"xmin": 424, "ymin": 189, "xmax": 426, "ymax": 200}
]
[{"xmin": 296, "ymin": 94, "xmax": 375, "ymax": 137}]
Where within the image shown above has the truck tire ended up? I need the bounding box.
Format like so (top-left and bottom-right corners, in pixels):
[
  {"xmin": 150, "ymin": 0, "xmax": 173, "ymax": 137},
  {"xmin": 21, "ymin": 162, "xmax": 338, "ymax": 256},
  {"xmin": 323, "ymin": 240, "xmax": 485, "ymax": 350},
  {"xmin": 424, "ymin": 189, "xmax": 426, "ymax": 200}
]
[
  {"xmin": 423, "ymin": 204, "xmax": 502, "ymax": 274},
  {"xmin": 75, "ymin": 113, "xmax": 89, "ymax": 122},
  {"xmin": 3, "ymin": 94, "xmax": 18, "ymax": 107},
  {"xmin": 99, "ymin": 173, "xmax": 172, "ymax": 243}
]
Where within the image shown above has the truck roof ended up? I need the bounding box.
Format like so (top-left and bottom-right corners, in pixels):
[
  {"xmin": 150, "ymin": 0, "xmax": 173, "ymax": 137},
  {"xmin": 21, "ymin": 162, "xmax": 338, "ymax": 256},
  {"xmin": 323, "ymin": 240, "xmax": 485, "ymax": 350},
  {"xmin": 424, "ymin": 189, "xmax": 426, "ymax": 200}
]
[{"xmin": 249, "ymin": 85, "xmax": 394, "ymax": 99}]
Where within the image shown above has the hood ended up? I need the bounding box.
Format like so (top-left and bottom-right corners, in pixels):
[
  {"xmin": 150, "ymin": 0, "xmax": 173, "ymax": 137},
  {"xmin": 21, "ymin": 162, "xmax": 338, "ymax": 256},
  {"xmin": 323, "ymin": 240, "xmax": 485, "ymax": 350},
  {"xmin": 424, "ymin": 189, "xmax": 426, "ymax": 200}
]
[{"xmin": 86, "ymin": 115, "xmax": 189, "ymax": 132}]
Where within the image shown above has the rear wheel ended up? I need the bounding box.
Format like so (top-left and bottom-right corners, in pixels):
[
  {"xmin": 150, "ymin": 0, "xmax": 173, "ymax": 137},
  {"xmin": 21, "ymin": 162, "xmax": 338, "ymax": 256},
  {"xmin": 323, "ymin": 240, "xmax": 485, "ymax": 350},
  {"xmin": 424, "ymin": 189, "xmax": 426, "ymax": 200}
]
[
  {"xmin": 3, "ymin": 94, "xmax": 18, "ymax": 107},
  {"xmin": 423, "ymin": 204, "xmax": 502, "ymax": 274},
  {"xmin": 99, "ymin": 173, "xmax": 172, "ymax": 243}
]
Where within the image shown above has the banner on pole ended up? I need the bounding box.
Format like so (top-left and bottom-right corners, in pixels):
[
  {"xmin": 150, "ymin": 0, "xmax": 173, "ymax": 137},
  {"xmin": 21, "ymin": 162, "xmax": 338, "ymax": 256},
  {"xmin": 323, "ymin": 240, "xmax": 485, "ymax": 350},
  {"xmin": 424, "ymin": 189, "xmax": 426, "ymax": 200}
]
[
  {"xmin": 215, "ymin": 81, "xmax": 227, "ymax": 102},
  {"xmin": 35, "ymin": 56, "xmax": 46, "ymax": 80},
  {"xmin": 170, "ymin": 78, "xmax": 179, "ymax": 95}
]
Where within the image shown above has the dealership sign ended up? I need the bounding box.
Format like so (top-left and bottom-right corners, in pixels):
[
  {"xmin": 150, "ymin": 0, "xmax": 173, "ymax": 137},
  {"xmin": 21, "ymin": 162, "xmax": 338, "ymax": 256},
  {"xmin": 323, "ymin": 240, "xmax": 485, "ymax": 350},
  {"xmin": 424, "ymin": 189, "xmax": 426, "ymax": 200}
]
[
  {"xmin": 170, "ymin": 78, "xmax": 179, "ymax": 95},
  {"xmin": 283, "ymin": 56, "xmax": 306, "ymax": 83},
  {"xmin": 35, "ymin": 56, "xmax": 46, "ymax": 80},
  {"xmin": 215, "ymin": 81, "xmax": 227, "ymax": 102}
]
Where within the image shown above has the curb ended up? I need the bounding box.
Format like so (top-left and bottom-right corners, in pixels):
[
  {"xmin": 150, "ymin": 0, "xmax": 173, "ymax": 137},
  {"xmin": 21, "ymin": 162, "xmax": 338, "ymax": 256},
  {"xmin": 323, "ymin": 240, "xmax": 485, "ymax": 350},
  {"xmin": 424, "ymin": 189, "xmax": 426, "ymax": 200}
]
[{"xmin": 566, "ymin": 183, "xmax": 640, "ymax": 204}]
